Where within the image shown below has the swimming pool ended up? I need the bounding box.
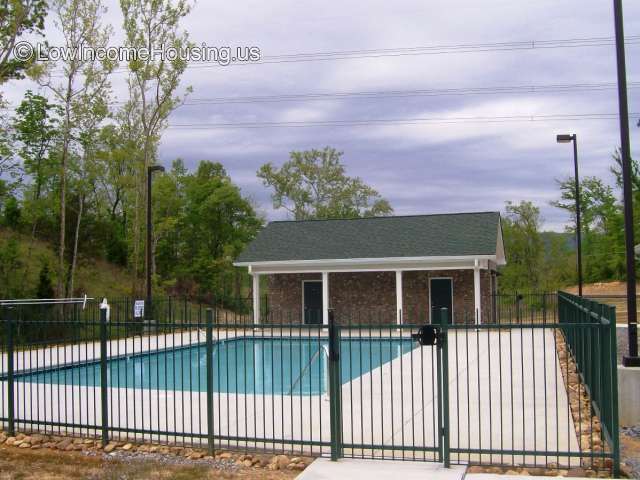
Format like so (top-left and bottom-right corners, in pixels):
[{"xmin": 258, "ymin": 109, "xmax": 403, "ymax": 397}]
[{"xmin": 18, "ymin": 337, "xmax": 416, "ymax": 395}]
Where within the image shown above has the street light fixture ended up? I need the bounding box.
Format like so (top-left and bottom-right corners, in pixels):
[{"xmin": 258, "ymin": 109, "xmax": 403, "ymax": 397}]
[
  {"xmin": 612, "ymin": 0, "xmax": 640, "ymax": 367},
  {"xmin": 556, "ymin": 133, "xmax": 583, "ymax": 297},
  {"xmin": 146, "ymin": 165, "xmax": 165, "ymax": 320}
]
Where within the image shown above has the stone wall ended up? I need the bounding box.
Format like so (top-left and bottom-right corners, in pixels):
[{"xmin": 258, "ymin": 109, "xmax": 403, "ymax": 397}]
[{"xmin": 263, "ymin": 269, "xmax": 496, "ymax": 325}]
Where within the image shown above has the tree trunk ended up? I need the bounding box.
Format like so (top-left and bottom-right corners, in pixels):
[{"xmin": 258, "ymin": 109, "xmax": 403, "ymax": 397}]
[
  {"xmin": 57, "ymin": 87, "xmax": 73, "ymax": 299},
  {"xmin": 23, "ymin": 219, "xmax": 39, "ymax": 282},
  {"xmin": 68, "ymin": 194, "xmax": 84, "ymax": 297},
  {"xmin": 58, "ymin": 140, "xmax": 68, "ymax": 298},
  {"xmin": 131, "ymin": 185, "xmax": 141, "ymax": 296},
  {"xmin": 234, "ymin": 268, "xmax": 240, "ymax": 299}
]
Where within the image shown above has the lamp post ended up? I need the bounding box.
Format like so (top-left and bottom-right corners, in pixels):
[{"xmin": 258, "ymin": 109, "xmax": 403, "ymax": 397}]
[
  {"xmin": 146, "ymin": 165, "xmax": 165, "ymax": 320},
  {"xmin": 557, "ymin": 134, "xmax": 583, "ymax": 297},
  {"xmin": 612, "ymin": 0, "xmax": 640, "ymax": 367}
]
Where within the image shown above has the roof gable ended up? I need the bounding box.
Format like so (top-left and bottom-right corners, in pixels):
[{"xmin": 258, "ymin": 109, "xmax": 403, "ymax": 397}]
[{"xmin": 236, "ymin": 212, "xmax": 501, "ymax": 264}]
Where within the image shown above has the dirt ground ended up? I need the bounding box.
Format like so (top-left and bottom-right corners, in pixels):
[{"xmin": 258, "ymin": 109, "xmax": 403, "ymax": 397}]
[
  {"xmin": 564, "ymin": 281, "xmax": 640, "ymax": 296},
  {"xmin": 0, "ymin": 446, "xmax": 300, "ymax": 480},
  {"xmin": 565, "ymin": 281, "xmax": 640, "ymax": 325},
  {"xmin": 621, "ymin": 430, "xmax": 640, "ymax": 479}
]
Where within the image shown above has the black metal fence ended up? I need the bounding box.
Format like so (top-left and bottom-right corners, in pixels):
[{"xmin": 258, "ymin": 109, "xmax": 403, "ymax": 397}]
[{"xmin": 0, "ymin": 293, "xmax": 619, "ymax": 474}]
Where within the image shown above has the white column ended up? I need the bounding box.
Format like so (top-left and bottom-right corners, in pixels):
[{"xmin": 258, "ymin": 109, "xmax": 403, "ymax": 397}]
[
  {"xmin": 322, "ymin": 271, "xmax": 329, "ymax": 325},
  {"xmin": 474, "ymin": 259, "xmax": 481, "ymax": 325},
  {"xmin": 252, "ymin": 273, "xmax": 260, "ymax": 325},
  {"xmin": 395, "ymin": 270, "xmax": 403, "ymax": 325}
]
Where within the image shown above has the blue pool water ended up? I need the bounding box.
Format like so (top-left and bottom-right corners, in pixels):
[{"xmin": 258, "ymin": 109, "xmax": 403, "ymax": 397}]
[{"xmin": 19, "ymin": 338, "xmax": 415, "ymax": 395}]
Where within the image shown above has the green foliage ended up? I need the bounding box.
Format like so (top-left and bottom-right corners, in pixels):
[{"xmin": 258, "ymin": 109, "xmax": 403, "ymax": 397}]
[
  {"xmin": 153, "ymin": 160, "xmax": 262, "ymax": 304},
  {"xmin": 610, "ymin": 150, "xmax": 640, "ymax": 248},
  {"xmin": 0, "ymin": 0, "xmax": 48, "ymax": 83},
  {"xmin": 500, "ymin": 201, "xmax": 545, "ymax": 292},
  {"xmin": 499, "ymin": 201, "xmax": 573, "ymax": 292},
  {"xmin": 153, "ymin": 160, "xmax": 262, "ymax": 303},
  {"xmin": 36, "ymin": 261, "xmax": 55, "ymax": 298},
  {"xmin": 0, "ymin": 98, "xmax": 20, "ymax": 195},
  {"xmin": 0, "ymin": 236, "xmax": 23, "ymax": 298},
  {"xmin": 258, "ymin": 147, "xmax": 393, "ymax": 220},
  {"xmin": 552, "ymin": 171, "xmax": 628, "ymax": 282},
  {"xmin": 119, "ymin": 0, "xmax": 193, "ymax": 292},
  {"xmin": 13, "ymin": 91, "xmax": 61, "ymax": 216},
  {"xmin": 2, "ymin": 195, "xmax": 21, "ymax": 227}
]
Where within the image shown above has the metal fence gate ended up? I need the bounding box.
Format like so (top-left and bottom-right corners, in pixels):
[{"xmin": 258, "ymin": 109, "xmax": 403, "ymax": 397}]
[
  {"xmin": 330, "ymin": 292, "xmax": 619, "ymax": 476},
  {"xmin": 330, "ymin": 314, "xmax": 443, "ymax": 462},
  {"xmin": 0, "ymin": 292, "xmax": 619, "ymax": 475}
]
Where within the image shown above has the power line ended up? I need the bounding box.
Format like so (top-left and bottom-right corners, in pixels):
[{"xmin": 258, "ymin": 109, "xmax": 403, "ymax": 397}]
[
  {"xmin": 168, "ymin": 112, "xmax": 639, "ymax": 130},
  {"xmin": 3, "ymin": 81, "xmax": 638, "ymax": 110},
  {"xmin": 43, "ymin": 35, "xmax": 640, "ymax": 77},
  {"xmin": 174, "ymin": 81, "xmax": 640, "ymax": 106}
]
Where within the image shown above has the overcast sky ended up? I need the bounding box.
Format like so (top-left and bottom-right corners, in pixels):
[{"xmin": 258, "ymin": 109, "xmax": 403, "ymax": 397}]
[{"xmin": 3, "ymin": 0, "xmax": 640, "ymax": 230}]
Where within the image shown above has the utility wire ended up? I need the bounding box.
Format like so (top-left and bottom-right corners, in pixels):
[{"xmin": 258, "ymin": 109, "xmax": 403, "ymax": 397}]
[
  {"xmin": 169, "ymin": 81, "xmax": 640, "ymax": 106},
  {"xmin": 41, "ymin": 35, "xmax": 640, "ymax": 77},
  {"xmin": 3, "ymin": 81, "xmax": 638, "ymax": 110},
  {"xmin": 168, "ymin": 112, "xmax": 640, "ymax": 130}
]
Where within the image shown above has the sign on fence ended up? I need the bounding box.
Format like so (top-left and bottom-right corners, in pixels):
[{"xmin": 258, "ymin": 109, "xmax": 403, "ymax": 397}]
[{"xmin": 133, "ymin": 300, "xmax": 145, "ymax": 318}]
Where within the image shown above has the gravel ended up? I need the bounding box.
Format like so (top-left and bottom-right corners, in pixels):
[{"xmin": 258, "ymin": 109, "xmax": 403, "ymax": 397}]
[
  {"xmin": 83, "ymin": 449, "xmax": 239, "ymax": 470},
  {"xmin": 622, "ymin": 425, "xmax": 640, "ymax": 438},
  {"xmin": 621, "ymin": 425, "xmax": 640, "ymax": 479}
]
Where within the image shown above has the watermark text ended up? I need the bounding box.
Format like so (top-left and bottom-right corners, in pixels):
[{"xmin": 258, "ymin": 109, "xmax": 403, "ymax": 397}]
[{"xmin": 13, "ymin": 41, "xmax": 261, "ymax": 66}]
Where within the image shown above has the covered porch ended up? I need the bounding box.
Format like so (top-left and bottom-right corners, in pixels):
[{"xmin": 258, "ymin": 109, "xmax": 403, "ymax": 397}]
[{"xmin": 245, "ymin": 256, "xmax": 497, "ymax": 325}]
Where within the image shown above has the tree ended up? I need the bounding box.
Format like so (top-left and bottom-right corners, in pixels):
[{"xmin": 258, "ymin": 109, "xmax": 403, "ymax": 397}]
[
  {"xmin": 13, "ymin": 91, "xmax": 61, "ymax": 229},
  {"xmin": 31, "ymin": 0, "xmax": 114, "ymax": 297},
  {"xmin": 67, "ymin": 82, "xmax": 111, "ymax": 295},
  {"xmin": 552, "ymin": 175, "xmax": 625, "ymax": 281},
  {"xmin": 0, "ymin": 0, "xmax": 48, "ymax": 83},
  {"xmin": 153, "ymin": 160, "xmax": 262, "ymax": 303},
  {"xmin": 610, "ymin": 149, "xmax": 640, "ymax": 244},
  {"xmin": 2, "ymin": 195, "xmax": 21, "ymax": 227},
  {"xmin": 91, "ymin": 123, "xmax": 136, "ymax": 266},
  {"xmin": 13, "ymin": 91, "xmax": 61, "ymax": 203},
  {"xmin": 36, "ymin": 262, "xmax": 55, "ymax": 298},
  {"xmin": 499, "ymin": 201, "xmax": 545, "ymax": 292},
  {"xmin": 0, "ymin": 236, "xmax": 23, "ymax": 298},
  {"xmin": 258, "ymin": 147, "xmax": 393, "ymax": 220},
  {"xmin": 120, "ymin": 0, "xmax": 193, "ymax": 294},
  {"xmin": 0, "ymin": 97, "xmax": 20, "ymax": 202}
]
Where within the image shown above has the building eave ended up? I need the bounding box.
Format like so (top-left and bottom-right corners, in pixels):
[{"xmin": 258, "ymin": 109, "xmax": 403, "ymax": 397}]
[{"xmin": 235, "ymin": 254, "xmax": 498, "ymax": 274}]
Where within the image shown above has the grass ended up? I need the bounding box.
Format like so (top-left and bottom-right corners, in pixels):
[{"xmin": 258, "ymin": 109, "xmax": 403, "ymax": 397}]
[{"xmin": 0, "ymin": 445, "xmax": 298, "ymax": 480}]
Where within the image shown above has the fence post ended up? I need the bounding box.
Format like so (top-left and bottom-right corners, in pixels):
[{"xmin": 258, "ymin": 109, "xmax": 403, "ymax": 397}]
[
  {"xmin": 440, "ymin": 308, "xmax": 450, "ymax": 468},
  {"xmin": 6, "ymin": 308, "xmax": 15, "ymax": 437},
  {"xmin": 206, "ymin": 308, "xmax": 215, "ymax": 455},
  {"xmin": 608, "ymin": 305, "xmax": 620, "ymax": 477},
  {"xmin": 99, "ymin": 305, "xmax": 109, "ymax": 446},
  {"xmin": 328, "ymin": 309, "xmax": 342, "ymax": 461}
]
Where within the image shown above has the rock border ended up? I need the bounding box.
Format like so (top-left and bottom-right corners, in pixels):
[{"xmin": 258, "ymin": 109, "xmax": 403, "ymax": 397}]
[{"xmin": 0, "ymin": 430, "xmax": 311, "ymax": 472}]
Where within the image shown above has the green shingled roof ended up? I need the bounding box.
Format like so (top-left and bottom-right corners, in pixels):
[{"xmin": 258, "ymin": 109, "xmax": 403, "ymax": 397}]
[{"xmin": 236, "ymin": 211, "xmax": 501, "ymax": 263}]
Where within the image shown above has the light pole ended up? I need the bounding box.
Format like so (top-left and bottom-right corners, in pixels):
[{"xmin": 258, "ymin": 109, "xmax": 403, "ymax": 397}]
[
  {"xmin": 612, "ymin": 0, "xmax": 640, "ymax": 367},
  {"xmin": 146, "ymin": 165, "xmax": 165, "ymax": 320},
  {"xmin": 557, "ymin": 134, "xmax": 583, "ymax": 297}
]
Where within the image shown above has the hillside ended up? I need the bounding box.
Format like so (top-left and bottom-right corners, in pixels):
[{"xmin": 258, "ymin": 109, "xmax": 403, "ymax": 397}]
[
  {"xmin": 541, "ymin": 231, "xmax": 575, "ymax": 251},
  {"xmin": 0, "ymin": 227, "xmax": 140, "ymax": 300}
]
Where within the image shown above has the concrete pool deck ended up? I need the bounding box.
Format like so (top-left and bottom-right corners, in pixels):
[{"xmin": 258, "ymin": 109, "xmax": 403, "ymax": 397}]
[
  {"xmin": 0, "ymin": 328, "xmax": 580, "ymax": 468},
  {"xmin": 296, "ymin": 458, "xmax": 466, "ymax": 480},
  {"xmin": 295, "ymin": 460, "xmax": 600, "ymax": 480}
]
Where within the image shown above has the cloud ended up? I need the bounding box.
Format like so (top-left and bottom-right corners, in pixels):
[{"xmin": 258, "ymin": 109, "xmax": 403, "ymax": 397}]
[{"xmin": 2, "ymin": 0, "xmax": 640, "ymax": 233}]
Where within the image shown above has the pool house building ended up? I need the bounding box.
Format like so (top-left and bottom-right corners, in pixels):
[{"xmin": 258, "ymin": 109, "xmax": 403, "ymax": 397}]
[{"xmin": 234, "ymin": 211, "xmax": 506, "ymax": 325}]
